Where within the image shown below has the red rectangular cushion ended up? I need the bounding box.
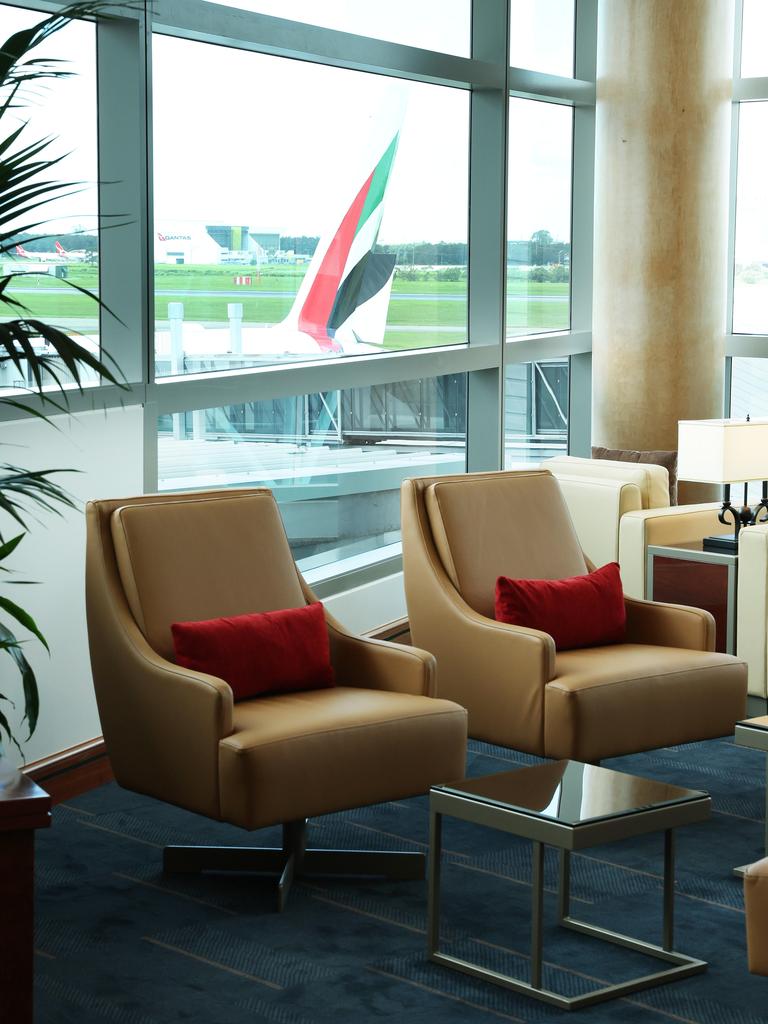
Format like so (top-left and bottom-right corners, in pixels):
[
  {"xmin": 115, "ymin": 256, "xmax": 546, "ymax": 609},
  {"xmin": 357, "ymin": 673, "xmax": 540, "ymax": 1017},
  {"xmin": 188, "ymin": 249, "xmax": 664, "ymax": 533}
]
[
  {"xmin": 171, "ymin": 601, "xmax": 335, "ymax": 700},
  {"xmin": 494, "ymin": 561, "xmax": 626, "ymax": 651}
]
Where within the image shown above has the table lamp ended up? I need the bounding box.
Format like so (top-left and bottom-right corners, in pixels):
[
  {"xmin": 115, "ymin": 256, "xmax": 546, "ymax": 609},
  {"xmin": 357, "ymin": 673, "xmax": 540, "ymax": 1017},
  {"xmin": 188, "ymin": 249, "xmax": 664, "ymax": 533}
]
[{"xmin": 678, "ymin": 417, "xmax": 768, "ymax": 552}]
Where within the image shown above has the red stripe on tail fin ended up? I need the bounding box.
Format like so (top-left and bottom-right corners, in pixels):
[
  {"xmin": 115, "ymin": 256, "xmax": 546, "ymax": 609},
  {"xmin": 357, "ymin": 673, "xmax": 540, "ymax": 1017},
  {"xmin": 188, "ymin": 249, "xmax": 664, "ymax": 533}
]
[{"xmin": 297, "ymin": 170, "xmax": 374, "ymax": 352}]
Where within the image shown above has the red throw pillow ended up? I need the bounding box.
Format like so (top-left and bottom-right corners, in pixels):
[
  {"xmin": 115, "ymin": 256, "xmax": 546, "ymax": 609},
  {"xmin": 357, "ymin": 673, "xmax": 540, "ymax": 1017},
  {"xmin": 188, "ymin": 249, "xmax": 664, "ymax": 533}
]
[
  {"xmin": 171, "ymin": 601, "xmax": 335, "ymax": 701},
  {"xmin": 494, "ymin": 562, "xmax": 626, "ymax": 651}
]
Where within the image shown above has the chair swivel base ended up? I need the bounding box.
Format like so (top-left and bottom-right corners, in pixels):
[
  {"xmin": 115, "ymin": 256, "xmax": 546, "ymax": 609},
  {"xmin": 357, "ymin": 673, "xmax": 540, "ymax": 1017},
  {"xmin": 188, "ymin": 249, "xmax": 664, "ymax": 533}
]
[{"xmin": 163, "ymin": 819, "xmax": 425, "ymax": 911}]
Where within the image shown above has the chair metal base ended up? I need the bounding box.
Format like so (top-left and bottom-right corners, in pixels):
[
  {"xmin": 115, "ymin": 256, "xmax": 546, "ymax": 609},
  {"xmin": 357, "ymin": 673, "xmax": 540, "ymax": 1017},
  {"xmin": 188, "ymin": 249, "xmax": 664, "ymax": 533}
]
[{"xmin": 163, "ymin": 820, "xmax": 425, "ymax": 911}]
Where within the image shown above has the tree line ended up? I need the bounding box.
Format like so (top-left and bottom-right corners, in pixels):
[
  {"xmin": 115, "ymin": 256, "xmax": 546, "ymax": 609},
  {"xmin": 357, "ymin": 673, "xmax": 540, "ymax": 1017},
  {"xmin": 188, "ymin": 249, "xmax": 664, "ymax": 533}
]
[
  {"xmin": 282, "ymin": 232, "xmax": 569, "ymax": 269},
  {"xmin": 10, "ymin": 231, "xmax": 98, "ymax": 252}
]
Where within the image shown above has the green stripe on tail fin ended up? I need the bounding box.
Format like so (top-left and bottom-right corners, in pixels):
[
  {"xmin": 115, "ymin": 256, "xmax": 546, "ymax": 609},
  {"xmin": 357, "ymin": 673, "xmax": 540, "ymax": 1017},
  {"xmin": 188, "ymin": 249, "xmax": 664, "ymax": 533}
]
[{"xmin": 355, "ymin": 133, "xmax": 399, "ymax": 238}]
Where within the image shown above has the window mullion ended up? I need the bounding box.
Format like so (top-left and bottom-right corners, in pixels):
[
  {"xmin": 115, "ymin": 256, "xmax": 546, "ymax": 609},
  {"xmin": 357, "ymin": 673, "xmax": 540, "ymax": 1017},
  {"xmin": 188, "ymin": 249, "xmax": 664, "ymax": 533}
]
[
  {"xmin": 466, "ymin": 0, "xmax": 509, "ymax": 474},
  {"xmin": 97, "ymin": 11, "xmax": 152, "ymax": 385}
]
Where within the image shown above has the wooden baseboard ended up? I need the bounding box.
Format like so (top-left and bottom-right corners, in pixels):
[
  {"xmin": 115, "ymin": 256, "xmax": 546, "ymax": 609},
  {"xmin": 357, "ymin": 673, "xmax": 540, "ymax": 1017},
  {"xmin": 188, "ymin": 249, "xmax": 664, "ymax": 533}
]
[{"xmin": 22, "ymin": 738, "xmax": 113, "ymax": 806}]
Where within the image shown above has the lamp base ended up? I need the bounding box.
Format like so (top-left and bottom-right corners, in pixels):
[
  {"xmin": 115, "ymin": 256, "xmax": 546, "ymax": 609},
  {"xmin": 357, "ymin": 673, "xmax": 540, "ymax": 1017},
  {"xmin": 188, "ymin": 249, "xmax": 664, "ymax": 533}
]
[{"xmin": 703, "ymin": 534, "xmax": 738, "ymax": 554}]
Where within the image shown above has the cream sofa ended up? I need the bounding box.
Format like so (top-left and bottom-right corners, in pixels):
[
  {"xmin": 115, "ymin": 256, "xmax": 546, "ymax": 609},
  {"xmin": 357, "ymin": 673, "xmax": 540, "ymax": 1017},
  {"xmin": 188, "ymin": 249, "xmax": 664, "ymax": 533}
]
[
  {"xmin": 547, "ymin": 455, "xmax": 768, "ymax": 702},
  {"xmin": 737, "ymin": 525, "xmax": 768, "ymax": 705},
  {"xmin": 546, "ymin": 455, "xmax": 730, "ymax": 598}
]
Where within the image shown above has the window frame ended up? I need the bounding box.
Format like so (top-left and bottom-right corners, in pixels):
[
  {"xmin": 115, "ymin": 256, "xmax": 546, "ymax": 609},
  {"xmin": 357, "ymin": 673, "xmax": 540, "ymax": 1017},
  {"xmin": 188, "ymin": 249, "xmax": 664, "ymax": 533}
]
[{"xmin": 1, "ymin": 0, "xmax": 597, "ymax": 589}]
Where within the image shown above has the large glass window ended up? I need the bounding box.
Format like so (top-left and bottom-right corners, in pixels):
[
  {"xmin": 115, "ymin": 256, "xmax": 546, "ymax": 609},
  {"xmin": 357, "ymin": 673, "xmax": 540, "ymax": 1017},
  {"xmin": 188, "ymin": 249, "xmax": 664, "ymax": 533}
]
[
  {"xmin": 731, "ymin": 358, "xmax": 768, "ymax": 420},
  {"xmin": 506, "ymin": 99, "xmax": 572, "ymax": 339},
  {"xmin": 1, "ymin": 6, "xmax": 99, "ymax": 386},
  {"xmin": 158, "ymin": 373, "xmax": 467, "ymax": 569},
  {"xmin": 509, "ymin": 0, "xmax": 575, "ymax": 78},
  {"xmin": 733, "ymin": 103, "xmax": 768, "ymax": 335},
  {"xmin": 504, "ymin": 359, "xmax": 568, "ymax": 466},
  {"xmin": 729, "ymin": 357, "xmax": 768, "ymax": 503},
  {"xmin": 152, "ymin": 36, "xmax": 469, "ymax": 377},
  {"xmin": 209, "ymin": 0, "xmax": 471, "ymax": 56}
]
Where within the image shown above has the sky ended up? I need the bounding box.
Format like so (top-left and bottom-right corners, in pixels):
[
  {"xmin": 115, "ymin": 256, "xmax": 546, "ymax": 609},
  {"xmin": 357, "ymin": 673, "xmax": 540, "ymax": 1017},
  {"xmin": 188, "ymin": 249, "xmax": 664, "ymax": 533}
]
[
  {"xmin": 1, "ymin": 9, "xmax": 98, "ymax": 236},
  {"xmin": 151, "ymin": 36, "xmax": 472, "ymax": 243},
  {"xmin": 2, "ymin": 0, "xmax": 580, "ymax": 249}
]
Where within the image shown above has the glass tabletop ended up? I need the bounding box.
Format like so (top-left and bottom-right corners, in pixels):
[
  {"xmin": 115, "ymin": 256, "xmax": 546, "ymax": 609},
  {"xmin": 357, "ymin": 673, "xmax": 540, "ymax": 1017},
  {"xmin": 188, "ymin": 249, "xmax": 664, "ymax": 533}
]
[
  {"xmin": 739, "ymin": 715, "xmax": 768, "ymax": 731},
  {"xmin": 649, "ymin": 539, "xmax": 737, "ymax": 558},
  {"xmin": 434, "ymin": 760, "xmax": 707, "ymax": 827}
]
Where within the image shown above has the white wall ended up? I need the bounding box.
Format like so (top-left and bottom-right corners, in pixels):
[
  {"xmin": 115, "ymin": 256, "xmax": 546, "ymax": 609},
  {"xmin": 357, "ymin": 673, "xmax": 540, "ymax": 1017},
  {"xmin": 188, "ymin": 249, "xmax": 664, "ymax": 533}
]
[{"xmin": 2, "ymin": 406, "xmax": 143, "ymax": 765}]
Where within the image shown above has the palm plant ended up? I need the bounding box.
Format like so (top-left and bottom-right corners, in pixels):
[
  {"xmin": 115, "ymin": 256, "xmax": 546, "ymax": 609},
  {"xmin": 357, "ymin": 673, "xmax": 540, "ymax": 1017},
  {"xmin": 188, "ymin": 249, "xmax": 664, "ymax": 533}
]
[{"xmin": 0, "ymin": 2, "xmax": 128, "ymax": 755}]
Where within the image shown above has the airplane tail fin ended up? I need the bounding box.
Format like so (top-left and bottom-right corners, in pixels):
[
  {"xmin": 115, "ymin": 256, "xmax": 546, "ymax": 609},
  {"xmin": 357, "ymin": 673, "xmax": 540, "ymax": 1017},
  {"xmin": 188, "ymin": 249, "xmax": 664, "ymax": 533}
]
[
  {"xmin": 288, "ymin": 131, "xmax": 400, "ymax": 354},
  {"xmin": 55, "ymin": 241, "xmax": 66, "ymax": 255},
  {"xmin": 15, "ymin": 244, "xmax": 28, "ymax": 257}
]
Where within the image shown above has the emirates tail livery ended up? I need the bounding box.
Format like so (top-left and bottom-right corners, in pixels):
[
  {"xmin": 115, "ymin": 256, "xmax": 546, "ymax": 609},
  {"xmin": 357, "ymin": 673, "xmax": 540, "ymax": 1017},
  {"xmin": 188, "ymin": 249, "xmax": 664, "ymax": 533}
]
[
  {"xmin": 157, "ymin": 125, "xmax": 403, "ymax": 362},
  {"xmin": 245, "ymin": 129, "xmax": 401, "ymax": 358},
  {"xmin": 283, "ymin": 132, "xmax": 400, "ymax": 354}
]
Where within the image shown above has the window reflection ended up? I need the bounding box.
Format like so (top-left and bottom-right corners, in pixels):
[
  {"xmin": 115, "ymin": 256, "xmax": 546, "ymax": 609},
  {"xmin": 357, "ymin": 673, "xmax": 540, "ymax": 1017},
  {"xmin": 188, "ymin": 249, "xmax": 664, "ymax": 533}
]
[{"xmin": 158, "ymin": 374, "xmax": 467, "ymax": 568}]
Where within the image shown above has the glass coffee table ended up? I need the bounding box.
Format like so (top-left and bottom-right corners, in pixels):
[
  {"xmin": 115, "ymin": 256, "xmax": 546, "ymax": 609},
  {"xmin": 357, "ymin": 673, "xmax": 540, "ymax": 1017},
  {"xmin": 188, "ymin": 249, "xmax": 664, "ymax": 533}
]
[{"xmin": 428, "ymin": 760, "xmax": 710, "ymax": 1010}]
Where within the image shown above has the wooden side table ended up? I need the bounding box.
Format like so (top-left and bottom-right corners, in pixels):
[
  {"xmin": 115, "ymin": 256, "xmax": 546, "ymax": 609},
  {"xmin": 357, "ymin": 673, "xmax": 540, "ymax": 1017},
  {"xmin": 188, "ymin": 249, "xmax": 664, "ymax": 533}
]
[
  {"xmin": 0, "ymin": 764, "xmax": 52, "ymax": 1023},
  {"xmin": 646, "ymin": 541, "xmax": 737, "ymax": 654}
]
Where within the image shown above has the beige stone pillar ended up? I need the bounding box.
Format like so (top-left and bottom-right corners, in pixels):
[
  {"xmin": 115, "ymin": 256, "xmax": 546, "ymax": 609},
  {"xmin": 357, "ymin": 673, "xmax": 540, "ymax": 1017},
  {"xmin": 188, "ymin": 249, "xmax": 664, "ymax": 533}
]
[{"xmin": 592, "ymin": 0, "xmax": 734, "ymax": 499}]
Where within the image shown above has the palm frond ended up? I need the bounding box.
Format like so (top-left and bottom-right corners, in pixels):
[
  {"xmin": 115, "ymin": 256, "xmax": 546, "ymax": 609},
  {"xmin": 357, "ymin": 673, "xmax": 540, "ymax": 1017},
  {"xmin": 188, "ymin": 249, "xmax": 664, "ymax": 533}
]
[
  {"xmin": 0, "ymin": 464, "xmax": 76, "ymax": 535},
  {"xmin": 0, "ymin": 318, "xmax": 124, "ymax": 400},
  {"xmin": 0, "ymin": 704, "xmax": 23, "ymax": 758},
  {"xmin": 0, "ymin": 395, "xmax": 71, "ymax": 421},
  {"xmin": 0, "ymin": 623, "xmax": 38, "ymax": 740},
  {"xmin": 0, "ymin": 594, "xmax": 48, "ymax": 651},
  {"xmin": 0, "ymin": 0, "xmax": 141, "ymax": 753},
  {"xmin": 0, "ymin": 533, "xmax": 25, "ymax": 562}
]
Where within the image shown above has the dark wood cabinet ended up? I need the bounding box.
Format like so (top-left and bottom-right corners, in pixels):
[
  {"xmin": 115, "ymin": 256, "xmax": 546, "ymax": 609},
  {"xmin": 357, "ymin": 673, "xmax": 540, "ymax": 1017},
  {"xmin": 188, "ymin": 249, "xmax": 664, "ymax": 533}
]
[
  {"xmin": 646, "ymin": 542, "xmax": 737, "ymax": 654},
  {"xmin": 0, "ymin": 765, "xmax": 51, "ymax": 1024}
]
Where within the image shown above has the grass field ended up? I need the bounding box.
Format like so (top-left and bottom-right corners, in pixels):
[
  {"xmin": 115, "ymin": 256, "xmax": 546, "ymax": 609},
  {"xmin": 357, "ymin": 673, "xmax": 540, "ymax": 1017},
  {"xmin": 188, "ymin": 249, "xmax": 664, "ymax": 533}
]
[{"xmin": 4, "ymin": 262, "xmax": 570, "ymax": 345}]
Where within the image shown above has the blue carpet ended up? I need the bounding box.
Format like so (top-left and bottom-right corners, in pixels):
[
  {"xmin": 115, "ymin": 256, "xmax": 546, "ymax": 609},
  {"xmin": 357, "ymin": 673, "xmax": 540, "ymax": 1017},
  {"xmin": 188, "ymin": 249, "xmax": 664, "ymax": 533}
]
[{"xmin": 34, "ymin": 737, "xmax": 767, "ymax": 1023}]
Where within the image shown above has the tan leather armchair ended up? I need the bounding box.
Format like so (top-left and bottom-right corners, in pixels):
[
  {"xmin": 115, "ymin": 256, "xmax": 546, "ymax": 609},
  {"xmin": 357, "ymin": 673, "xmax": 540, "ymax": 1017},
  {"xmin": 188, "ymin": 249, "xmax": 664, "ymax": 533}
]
[
  {"xmin": 401, "ymin": 469, "xmax": 747, "ymax": 762},
  {"xmin": 86, "ymin": 488, "xmax": 467, "ymax": 909}
]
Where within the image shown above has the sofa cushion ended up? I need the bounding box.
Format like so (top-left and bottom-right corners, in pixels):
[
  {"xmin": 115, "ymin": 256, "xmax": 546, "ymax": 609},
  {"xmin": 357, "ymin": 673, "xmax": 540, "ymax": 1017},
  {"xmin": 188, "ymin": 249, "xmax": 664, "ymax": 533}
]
[
  {"xmin": 172, "ymin": 602, "xmax": 334, "ymax": 700},
  {"xmin": 219, "ymin": 687, "xmax": 468, "ymax": 829},
  {"xmin": 495, "ymin": 562, "xmax": 626, "ymax": 650},
  {"xmin": 548, "ymin": 455, "xmax": 670, "ymax": 510},
  {"xmin": 545, "ymin": 643, "xmax": 746, "ymax": 760},
  {"xmin": 552, "ymin": 474, "xmax": 643, "ymax": 568},
  {"xmin": 592, "ymin": 446, "xmax": 678, "ymax": 505}
]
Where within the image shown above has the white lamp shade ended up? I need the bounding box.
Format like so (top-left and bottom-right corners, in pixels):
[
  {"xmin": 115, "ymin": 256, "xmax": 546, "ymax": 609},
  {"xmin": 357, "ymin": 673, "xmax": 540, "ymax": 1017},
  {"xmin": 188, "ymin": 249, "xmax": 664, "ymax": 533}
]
[{"xmin": 678, "ymin": 418, "xmax": 768, "ymax": 483}]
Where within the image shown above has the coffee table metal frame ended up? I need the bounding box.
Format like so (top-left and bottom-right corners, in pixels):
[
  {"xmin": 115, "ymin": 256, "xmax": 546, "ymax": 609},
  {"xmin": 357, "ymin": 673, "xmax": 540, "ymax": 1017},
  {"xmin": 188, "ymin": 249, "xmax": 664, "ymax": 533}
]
[{"xmin": 427, "ymin": 781, "xmax": 710, "ymax": 1011}]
